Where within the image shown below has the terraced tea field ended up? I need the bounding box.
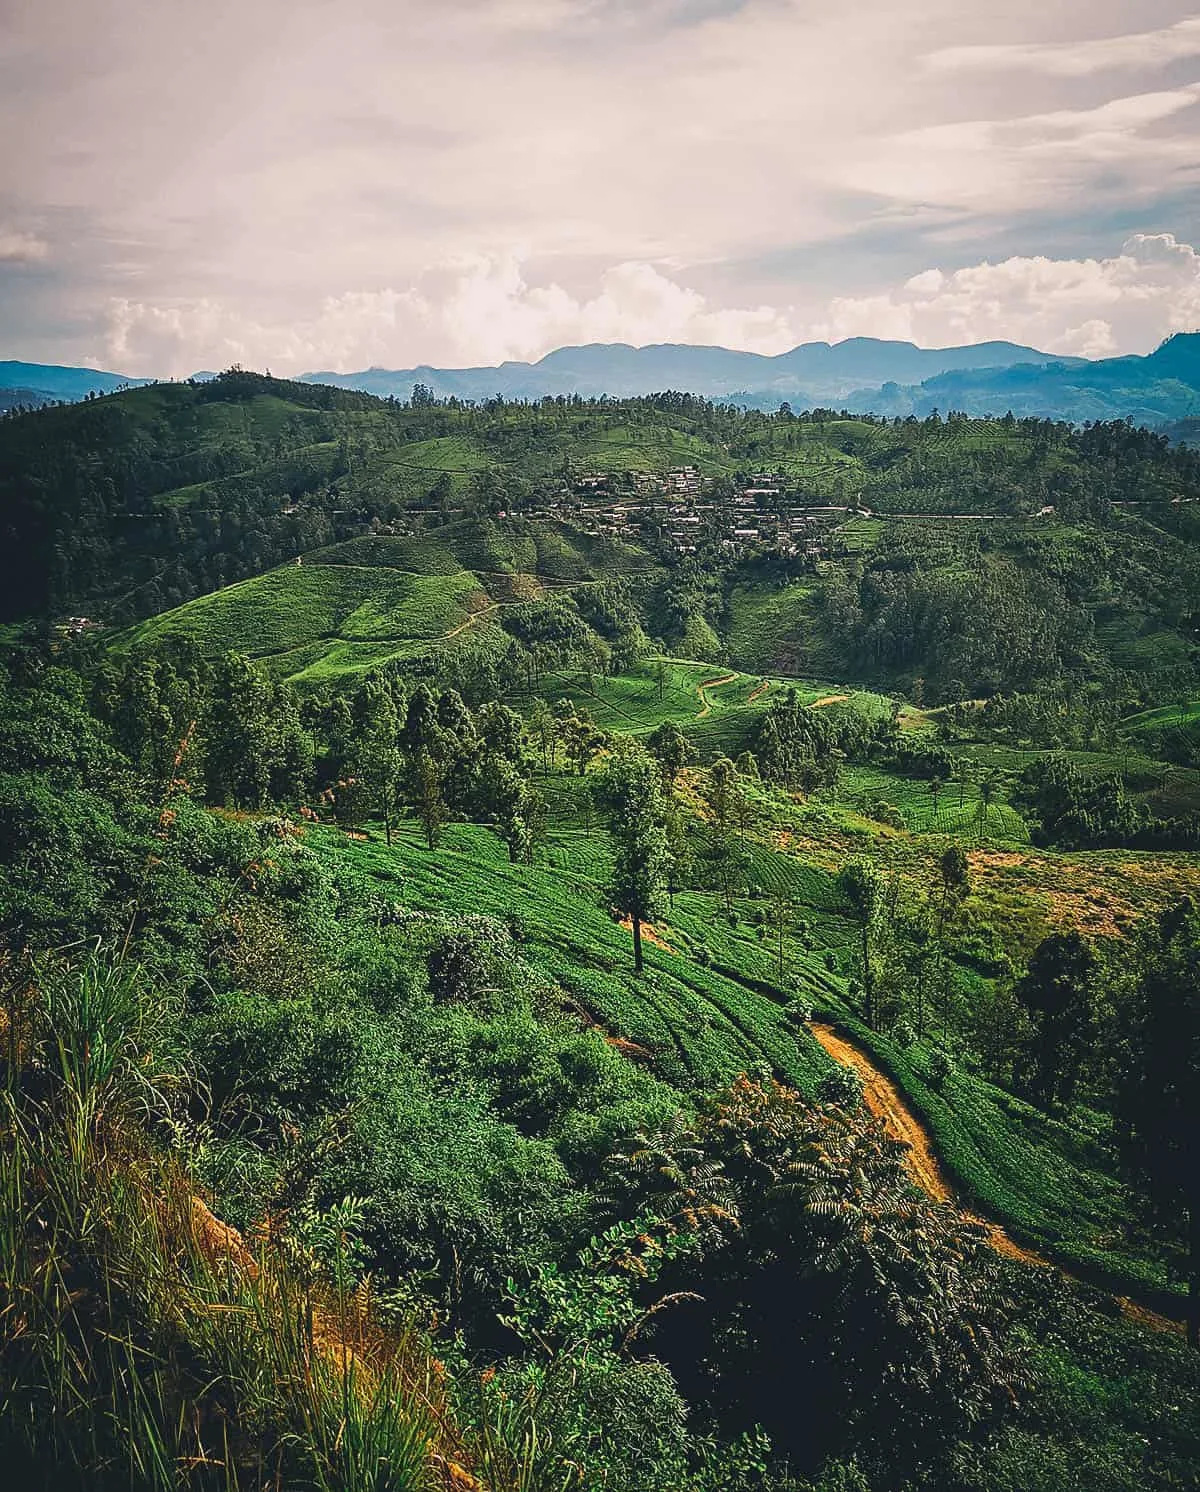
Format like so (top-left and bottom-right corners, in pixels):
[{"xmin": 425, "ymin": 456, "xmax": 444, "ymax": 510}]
[{"xmin": 314, "ymin": 822, "xmax": 836, "ymax": 1095}]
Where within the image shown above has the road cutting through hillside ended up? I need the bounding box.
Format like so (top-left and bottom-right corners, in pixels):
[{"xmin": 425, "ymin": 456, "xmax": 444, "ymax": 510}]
[
  {"xmin": 808, "ymin": 1021, "xmax": 1183, "ymax": 1331},
  {"xmin": 695, "ymin": 671, "xmax": 739, "ymax": 718}
]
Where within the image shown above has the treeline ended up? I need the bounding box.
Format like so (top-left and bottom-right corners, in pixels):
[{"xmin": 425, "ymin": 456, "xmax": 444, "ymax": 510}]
[{"xmin": 78, "ymin": 646, "xmax": 609, "ymax": 865}]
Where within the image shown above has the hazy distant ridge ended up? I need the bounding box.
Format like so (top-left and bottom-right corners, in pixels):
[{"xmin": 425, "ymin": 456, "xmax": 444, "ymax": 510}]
[
  {"xmin": 4, "ymin": 334, "xmax": 1200, "ymax": 426},
  {"xmin": 300, "ymin": 336, "xmax": 1073, "ymax": 403},
  {"xmin": 0, "ymin": 360, "xmax": 150, "ymax": 405}
]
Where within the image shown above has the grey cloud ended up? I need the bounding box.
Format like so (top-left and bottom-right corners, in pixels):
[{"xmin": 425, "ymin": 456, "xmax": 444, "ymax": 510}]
[{"xmin": 1, "ymin": 0, "xmax": 1198, "ymax": 369}]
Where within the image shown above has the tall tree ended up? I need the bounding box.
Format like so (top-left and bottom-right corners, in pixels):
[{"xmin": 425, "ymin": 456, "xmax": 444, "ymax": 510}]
[
  {"xmin": 594, "ymin": 744, "xmax": 670, "ymax": 972},
  {"xmin": 204, "ymin": 653, "xmax": 277, "ymax": 808},
  {"xmin": 560, "ymin": 713, "xmax": 606, "ymax": 777},
  {"xmin": 1115, "ymin": 898, "xmax": 1200, "ymax": 1346},
  {"xmin": 975, "ymin": 769, "xmax": 1000, "ymax": 843},
  {"xmin": 529, "ymin": 697, "xmax": 557, "ymax": 772},
  {"xmin": 1015, "ymin": 931, "xmax": 1096, "ymax": 1107},
  {"xmin": 351, "ymin": 678, "xmax": 403, "ymax": 846},
  {"xmin": 645, "ymin": 721, "xmax": 694, "ymax": 793},
  {"xmin": 837, "ymin": 858, "xmax": 885, "ymax": 1029},
  {"xmin": 411, "ymin": 747, "xmax": 446, "ymax": 851}
]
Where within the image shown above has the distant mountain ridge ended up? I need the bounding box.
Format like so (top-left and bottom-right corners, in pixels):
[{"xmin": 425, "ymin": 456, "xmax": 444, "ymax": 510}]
[
  {"xmin": 0, "ymin": 360, "xmax": 149, "ymax": 406},
  {"xmin": 299, "ymin": 334, "xmax": 1200, "ymax": 425},
  {"xmin": 4, "ymin": 333, "xmax": 1200, "ymax": 428},
  {"xmin": 837, "ymin": 332, "xmax": 1200, "ymax": 425},
  {"xmin": 301, "ymin": 336, "xmax": 1073, "ymax": 404}
]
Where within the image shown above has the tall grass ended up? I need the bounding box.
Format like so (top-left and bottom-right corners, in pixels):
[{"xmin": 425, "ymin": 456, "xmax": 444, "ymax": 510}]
[{"xmin": 0, "ymin": 952, "xmax": 486, "ymax": 1491}]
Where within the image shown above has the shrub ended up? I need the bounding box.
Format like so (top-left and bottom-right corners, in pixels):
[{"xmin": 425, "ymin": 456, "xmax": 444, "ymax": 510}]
[{"xmin": 816, "ymin": 1064, "xmax": 864, "ymax": 1110}]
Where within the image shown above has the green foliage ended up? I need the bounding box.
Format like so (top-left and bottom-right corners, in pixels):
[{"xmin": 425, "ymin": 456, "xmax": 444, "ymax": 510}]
[
  {"xmin": 1113, "ymin": 897, "xmax": 1200, "ymax": 1344},
  {"xmin": 656, "ymin": 1077, "xmax": 1027, "ymax": 1474},
  {"xmin": 594, "ymin": 744, "xmax": 672, "ymax": 971},
  {"xmin": 1015, "ymin": 932, "xmax": 1097, "ymax": 1107},
  {"xmin": 5, "ymin": 387, "xmax": 1200, "ymax": 1492},
  {"xmin": 0, "ymin": 953, "xmax": 469, "ymax": 1492}
]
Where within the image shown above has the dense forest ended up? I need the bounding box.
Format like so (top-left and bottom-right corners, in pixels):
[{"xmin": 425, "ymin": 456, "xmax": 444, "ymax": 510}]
[{"xmin": 2, "ymin": 375, "xmax": 1200, "ymax": 1490}]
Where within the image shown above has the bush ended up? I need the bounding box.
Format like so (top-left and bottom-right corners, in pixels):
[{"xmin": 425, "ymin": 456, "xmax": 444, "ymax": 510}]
[
  {"xmin": 889, "ymin": 1018, "xmax": 917, "ymax": 1050},
  {"xmin": 816, "ymin": 1064, "xmax": 865, "ymax": 1110},
  {"xmin": 925, "ymin": 1048, "xmax": 954, "ymax": 1089}
]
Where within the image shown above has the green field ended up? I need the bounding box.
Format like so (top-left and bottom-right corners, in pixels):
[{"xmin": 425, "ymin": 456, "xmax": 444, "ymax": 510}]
[
  {"xmin": 115, "ymin": 562, "xmax": 488, "ymax": 676},
  {"xmin": 840, "ymin": 764, "xmax": 1031, "ymax": 841},
  {"xmin": 1122, "ymin": 699, "xmax": 1200, "ymax": 733}
]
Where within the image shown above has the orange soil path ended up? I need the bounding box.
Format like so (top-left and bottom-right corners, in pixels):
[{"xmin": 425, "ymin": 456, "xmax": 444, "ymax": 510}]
[
  {"xmin": 808, "ymin": 1023, "xmax": 1183, "ymax": 1331},
  {"xmin": 810, "ymin": 693, "xmax": 850, "ymax": 709},
  {"xmin": 695, "ymin": 671, "xmax": 739, "ymax": 718}
]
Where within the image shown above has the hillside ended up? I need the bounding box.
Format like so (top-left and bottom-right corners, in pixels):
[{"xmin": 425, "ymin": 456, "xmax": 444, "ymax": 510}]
[
  {"xmin": 5, "ymin": 370, "xmax": 1200, "ymax": 1487},
  {"xmin": 115, "ymin": 518, "xmax": 658, "ymax": 687},
  {"xmin": 7, "ymin": 617, "xmax": 1200, "ymax": 1487},
  {"xmin": 5, "ymin": 374, "xmax": 1200, "ymax": 702}
]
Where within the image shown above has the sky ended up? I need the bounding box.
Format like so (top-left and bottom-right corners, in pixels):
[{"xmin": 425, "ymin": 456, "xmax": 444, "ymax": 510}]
[{"xmin": 3, "ymin": 0, "xmax": 1200, "ymax": 377}]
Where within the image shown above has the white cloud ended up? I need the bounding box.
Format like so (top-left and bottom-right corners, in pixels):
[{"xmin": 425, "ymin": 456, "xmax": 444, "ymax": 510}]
[
  {"xmin": 927, "ymin": 17, "xmax": 1200, "ymax": 77},
  {"xmin": 101, "ymin": 234, "xmax": 1200, "ymax": 378},
  {"xmin": 5, "ymin": 1, "xmax": 1200, "ymax": 368},
  {"xmin": 806, "ymin": 234, "xmax": 1200, "ymax": 357},
  {"xmin": 0, "ymin": 229, "xmax": 48, "ymax": 263},
  {"xmin": 102, "ymin": 256, "xmax": 798, "ymax": 376}
]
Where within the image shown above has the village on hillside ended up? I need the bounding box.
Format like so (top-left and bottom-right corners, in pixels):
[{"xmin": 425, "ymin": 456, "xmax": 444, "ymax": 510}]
[{"xmin": 559, "ymin": 465, "xmax": 855, "ymax": 561}]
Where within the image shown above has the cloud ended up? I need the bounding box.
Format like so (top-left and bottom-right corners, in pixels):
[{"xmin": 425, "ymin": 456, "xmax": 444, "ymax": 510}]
[
  {"xmin": 0, "ymin": 229, "xmax": 48, "ymax": 263},
  {"xmin": 101, "ymin": 256, "xmax": 798, "ymax": 376},
  {"xmin": 845, "ymin": 86, "xmax": 1200, "ymax": 213},
  {"xmin": 5, "ymin": 1, "xmax": 1200, "ymax": 369},
  {"xmin": 806, "ymin": 233, "xmax": 1200, "ymax": 358},
  {"xmin": 99, "ymin": 234, "xmax": 1200, "ymax": 378},
  {"xmin": 927, "ymin": 17, "xmax": 1200, "ymax": 77}
]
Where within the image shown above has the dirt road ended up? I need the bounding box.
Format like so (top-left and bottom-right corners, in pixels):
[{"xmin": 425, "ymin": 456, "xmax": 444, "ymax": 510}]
[{"xmin": 809, "ymin": 1021, "xmax": 1182, "ymax": 1327}]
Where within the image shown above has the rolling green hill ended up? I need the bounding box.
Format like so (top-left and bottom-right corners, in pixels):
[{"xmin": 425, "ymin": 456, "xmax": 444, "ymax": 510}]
[
  {"xmin": 6, "ymin": 369, "xmax": 1200, "ymax": 628},
  {"xmin": 113, "ymin": 517, "xmax": 660, "ymax": 686}
]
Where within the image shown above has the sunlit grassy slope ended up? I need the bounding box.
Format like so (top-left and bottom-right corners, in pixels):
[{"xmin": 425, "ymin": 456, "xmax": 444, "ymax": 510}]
[{"xmin": 114, "ymin": 518, "xmax": 658, "ymax": 685}]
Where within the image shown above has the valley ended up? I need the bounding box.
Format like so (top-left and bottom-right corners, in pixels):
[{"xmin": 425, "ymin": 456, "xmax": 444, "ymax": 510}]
[{"xmin": 3, "ymin": 373, "xmax": 1200, "ymax": 1491}]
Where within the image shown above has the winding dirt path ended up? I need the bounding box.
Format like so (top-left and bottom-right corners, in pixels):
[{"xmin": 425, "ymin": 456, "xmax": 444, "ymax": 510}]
[
  {"xmin": 444, "ymin": 601, "xmax": 500, "ymax": 639},
  {"xmin": 747, "ymin": 679, "xmax": 771, "ymax": 704},
  {"xmin": 695, "ymin": 671, "xmax": 739, "ymax": 718},
  {"xmin": 809, "ymin": 1022, "xmax": 1183, "ymax": 1331},
  {"xmin": 811, "ymin": 1024, "xmax": 955, "ymax": 1207}
]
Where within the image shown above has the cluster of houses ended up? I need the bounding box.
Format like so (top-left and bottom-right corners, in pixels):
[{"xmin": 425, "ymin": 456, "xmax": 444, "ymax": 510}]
[
  {"xmin": 570, "ymin": 466, "xmax": 840, "ymax": 561},
  {"xmin": 55, "ymin": 615, "xmax": 103, "ymax": 637}
]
